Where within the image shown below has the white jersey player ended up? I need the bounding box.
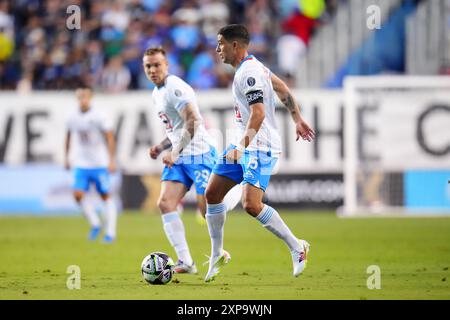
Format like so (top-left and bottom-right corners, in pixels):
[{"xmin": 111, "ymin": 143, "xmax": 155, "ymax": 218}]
[
  {"xmin": 64, "ymin": 87, "xmax": 118, "ymax": 243},
  {"xmin": 231, "ymin": 54, "xmax": 282, "ymax": 155},
  {"xmin": 152, "ymin": 75, "xmax": 216, "ymax": 157},
  {"xmin": 143, "ymin": 47, "xmax": 241, "ymax": 274},
  {"xmin": 204, "ymin": 24, "xmax": 316, "ymax": 282}
]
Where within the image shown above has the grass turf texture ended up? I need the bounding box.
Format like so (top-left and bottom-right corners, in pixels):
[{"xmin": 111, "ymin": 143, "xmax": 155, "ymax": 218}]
[{"xmin": 0, "ymin": 211, "xmax": 449, "ymax": 300}]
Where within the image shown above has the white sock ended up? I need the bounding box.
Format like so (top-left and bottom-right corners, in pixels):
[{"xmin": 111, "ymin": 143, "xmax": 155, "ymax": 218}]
[
  {"xmin": 80, "ymin": 197, "xmax": 101, "ymax": 228},
  {"xmin": 256, "ymin": 205, "xmax": 301, "ymax": 252},
  {"xmin": 223, "ymin": 184, "xmax": 242, "ymax": 212},
  {"xmin": 206, "ymin": 202, "xmax": 227, "ymax": 259},
  {"xmin": 162, "ymin": 211, "xmax": 193, "ymax": 266},
  {"xmin": 104, "ymin": 198, "xmax": 117, "ymax": 238}
]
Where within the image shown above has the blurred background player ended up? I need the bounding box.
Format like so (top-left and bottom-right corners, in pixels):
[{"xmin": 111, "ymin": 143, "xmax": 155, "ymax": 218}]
[
  {"xmin": 64, "ymin": 87, "xmax": 118, "ymax": 243},
  {"xmin": 204, "ymin": 24, "xmax": 316, "ymax": 282},
  {"xmin": 144, "ymin": 47, "xmax": 242, "ymax": 274}
]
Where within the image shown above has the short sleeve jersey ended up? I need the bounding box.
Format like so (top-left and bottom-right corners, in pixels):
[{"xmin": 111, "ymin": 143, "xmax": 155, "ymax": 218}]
[
  {"xmin": 67, "ymin": 108, "xmax": 113, "ymax": 168},
  {"xmin": 152, "ymin": 75, "xmax": 215, "ymax": 156},
  {"xmin": 232, "ymin": 55, "xmax": 282, "ymax": 155}
]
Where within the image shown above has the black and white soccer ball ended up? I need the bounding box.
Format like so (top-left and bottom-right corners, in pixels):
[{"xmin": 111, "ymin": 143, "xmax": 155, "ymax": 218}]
[{"xmin": 141, "ymin": 252, "xmax": 175, "ymax": 285}]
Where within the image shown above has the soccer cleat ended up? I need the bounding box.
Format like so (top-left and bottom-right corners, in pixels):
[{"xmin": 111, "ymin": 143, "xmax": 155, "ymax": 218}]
[
  {"xmin": 204, "ymin": 250, "xmax": 231, "ymax": 283},
  {"xmin": 292, "ymin": 239, "xmax": 310, "ymax": 277},
  {"xmin": 102, "ymin": 235, "xmax": 115, "ymax": 244},
  {"xmin": 173, "ymin": 260, "xmax": 198, "ymax": 274},
  {"xmin": 88, "ymin": 226, "xmax": 101, "ymax": 241}
]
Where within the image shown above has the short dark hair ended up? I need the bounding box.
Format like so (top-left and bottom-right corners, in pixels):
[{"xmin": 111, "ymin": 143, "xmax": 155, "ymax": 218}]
[
  {"xmin": 218, "ymin": 24, "xmax": 250, "ymax": 45},
  {"xmin": 144, "ymin": 46, "xmax": 166, "ymax": 57}
]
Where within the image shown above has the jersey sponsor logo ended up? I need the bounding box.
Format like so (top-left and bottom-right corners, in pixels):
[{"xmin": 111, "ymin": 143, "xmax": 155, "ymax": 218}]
[
  {"xmin": 234, "ymin": 104, "xmax": 243, "ymax": 122},
  {"xmin": 246, "ymin": 90, "xmax": 263, "ymax": 104},
  {"xmin": 158, "ymin": 111, "xmax": 174, "ymax": 132},
  {"xmin": 247, "ymin": 77, "xmax": 256, "ymax": 87}
]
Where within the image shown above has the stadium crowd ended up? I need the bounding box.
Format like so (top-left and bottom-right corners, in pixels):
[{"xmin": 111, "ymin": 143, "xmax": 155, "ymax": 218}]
[{"xmin": 0, "ymin": 0, "xmax": 339, "ymax": 92}]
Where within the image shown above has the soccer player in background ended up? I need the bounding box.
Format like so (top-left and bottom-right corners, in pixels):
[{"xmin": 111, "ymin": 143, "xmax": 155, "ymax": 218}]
[
  {"xmin": 203, "ymin": 24, "xmax": 316, "ymax": 282},
  {"xmin": 64, "ymin": 87, "xmax": 118, "ymax": 243},
  {"xmin": 143, "ymin": 47, "xmax": 241, "ymax": 274}
]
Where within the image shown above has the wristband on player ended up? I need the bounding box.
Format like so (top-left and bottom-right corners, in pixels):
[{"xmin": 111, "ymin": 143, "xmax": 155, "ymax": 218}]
[{"xmin": 235, "ymin": 144, "xmax": 245, "ymax": 153}]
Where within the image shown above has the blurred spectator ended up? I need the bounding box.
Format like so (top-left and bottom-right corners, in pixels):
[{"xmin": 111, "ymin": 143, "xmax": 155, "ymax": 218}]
[
  {"xmin": 245, "ymin": 0, "xmax": 277, "ymax": 63},
  {"xmin": 123, "ymin": 22, "xmax": 144, "ymax": 89},
  {"xmin": 102, "ymin": 0, "xmax": 130, "ymax": 32},
  {"xmin": 245, "ymin": 0, "xmax": 274, "ymax": 38},
  {"xmin": 199, "ymin": 0, "xmax": 229, "ymax": 47},
  {"xmin": 0, "ymin": 0, "xmax": 14, "ymax": 39},
  {"xmin": 23, "ymin": 16, "xmax": 46, "ymax": 66},
  {"xmin": 100, "ymin": 22, "xmax": 125, "ymax": 59},
  {"xmin": 171, "ymin": 1, "xmax": 202, "ymax": 52},
  {"xmin": 84, "ymin": 40, "xmax": 104, "ymax": 88},
  {"xmin": 186, "ymin": 44, "xmax": 218, "ymax": 90},
  {"xmin": 63, "ymin": 46, "xmax": 85, "ymax": 89},
  {"xmin": 99, "ymin": 55, "xmax": 131, "ymax": 93},
  {"xmin": 277, "ymin": 10, "xmax": 318, "ymax": 81},
  {"xmin": 0, "ymin": 0, "xmax": 346, "ymax": 91}
]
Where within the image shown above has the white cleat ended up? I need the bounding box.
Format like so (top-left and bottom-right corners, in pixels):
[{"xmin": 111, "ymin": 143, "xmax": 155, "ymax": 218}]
[
  {"xmin": 292, "ymin": 239, "xmax": 310, "ymax": 277},
  {"xmin": 204, "ymin": 250, "xmax": 231, "ymax": 283},
  {"xmin": 173, "ymin": 260, "xmax": 198, "ymax": 274}
]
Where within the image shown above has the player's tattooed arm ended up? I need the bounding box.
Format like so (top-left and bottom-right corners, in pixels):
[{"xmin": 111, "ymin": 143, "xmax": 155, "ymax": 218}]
[
  {"xmin": 271, "ymin": 73, "xmax": 302, "ymax": 121},
  {"xmin": 149, "ymin": 137, "xmax": 172, "ymax": 159},
  {"xmin": 271, "ymin": 73, "xmax": 316, "ymax": 142},
  {"xmin": 172, "ymin": 103, "xmax": 202, "ymax": 157},
  {"xmin": 159, "ymin": 137, "xmax": 172, "ymax": 151}
]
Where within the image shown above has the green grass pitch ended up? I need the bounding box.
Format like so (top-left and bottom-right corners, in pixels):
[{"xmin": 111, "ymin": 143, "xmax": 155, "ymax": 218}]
[{"xmin": 0, "ymin": 210, "xmax": 449, "ymax": 300}]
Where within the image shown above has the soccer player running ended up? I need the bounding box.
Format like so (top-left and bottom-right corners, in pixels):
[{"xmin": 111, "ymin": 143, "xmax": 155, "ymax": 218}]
[
  {"xmin": 143, "ymin": 47, "xmax": 241, "ymax": 274},
  {"xmin": 64, "ymin": 87, "xmax": 118, "ymax": 243},
  {"xmin": 204, "ymin": 24, "xmax": 316, "ymax": 282}
]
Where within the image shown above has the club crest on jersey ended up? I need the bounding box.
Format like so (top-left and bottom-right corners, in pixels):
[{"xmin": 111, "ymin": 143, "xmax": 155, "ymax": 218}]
[
  {"xmin": 247, "ymin": 77, "xmax": 256, "ymax": 87},
  {"xmin": 174, "ymin": 89, "xmax": 182, "ymax": 97}
]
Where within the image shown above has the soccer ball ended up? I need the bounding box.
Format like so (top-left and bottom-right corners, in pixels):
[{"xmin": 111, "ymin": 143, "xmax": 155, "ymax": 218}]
[{"xmin": 141, "ymin": 252, "xmax": 175, "ymax": 285}]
